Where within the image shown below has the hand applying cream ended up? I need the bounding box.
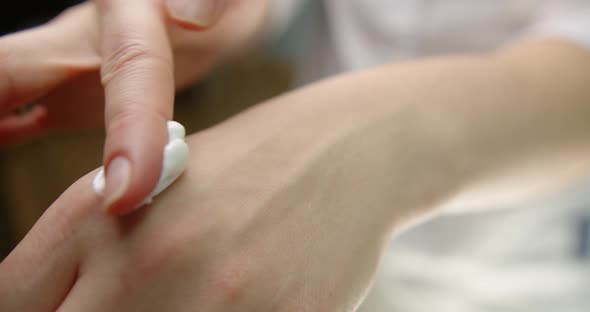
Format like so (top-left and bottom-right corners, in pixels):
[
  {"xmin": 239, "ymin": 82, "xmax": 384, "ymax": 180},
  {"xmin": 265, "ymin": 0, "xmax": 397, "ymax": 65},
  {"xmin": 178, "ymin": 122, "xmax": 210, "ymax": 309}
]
[{"xmin": 93, "ymin": 121, "xmax": 189, "ymax": 211}]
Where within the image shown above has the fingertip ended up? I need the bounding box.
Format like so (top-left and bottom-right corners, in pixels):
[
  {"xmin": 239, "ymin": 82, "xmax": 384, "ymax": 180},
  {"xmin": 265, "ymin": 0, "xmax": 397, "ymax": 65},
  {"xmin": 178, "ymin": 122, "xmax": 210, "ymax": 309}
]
[{"xmin": 102, "ymin": 116, "xmax": 168, "ymax": 215}]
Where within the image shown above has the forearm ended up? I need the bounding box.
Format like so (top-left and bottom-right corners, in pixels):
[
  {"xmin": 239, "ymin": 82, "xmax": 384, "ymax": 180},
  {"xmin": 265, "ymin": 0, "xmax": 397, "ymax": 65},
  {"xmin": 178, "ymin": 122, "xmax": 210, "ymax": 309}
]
[
  {"xmin": 278, "ymin": 38, "xmax": 590, "ymax": 233},
  {"xmin": 366, "ymin": 38, "xmax": 590, "ymax": 221},
  {"xmin": 392, "ymin": 38, "xmax": 590, "ymax": 213},
  {"xmin": 180, "ymin": 38, "xmax": 590, "ymax": 243}
]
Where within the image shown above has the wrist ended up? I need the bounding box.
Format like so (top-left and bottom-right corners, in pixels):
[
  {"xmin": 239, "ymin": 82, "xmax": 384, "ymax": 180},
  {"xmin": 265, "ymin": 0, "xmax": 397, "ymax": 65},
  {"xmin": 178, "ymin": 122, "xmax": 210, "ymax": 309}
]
[{"xmin": 265, "ymin": 71, "xmax": 470, "ymax": 237}]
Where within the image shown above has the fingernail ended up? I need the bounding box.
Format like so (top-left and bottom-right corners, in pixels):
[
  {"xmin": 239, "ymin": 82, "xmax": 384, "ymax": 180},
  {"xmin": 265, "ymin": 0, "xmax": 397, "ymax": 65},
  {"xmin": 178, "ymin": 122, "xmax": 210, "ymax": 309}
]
[
  {"xmin": 166, "ymin": 0, "xmax": 225, "ymax": 28},
  {"xmin": 104, "ymin": 156, "xmax": 131, "ymax": 210}
]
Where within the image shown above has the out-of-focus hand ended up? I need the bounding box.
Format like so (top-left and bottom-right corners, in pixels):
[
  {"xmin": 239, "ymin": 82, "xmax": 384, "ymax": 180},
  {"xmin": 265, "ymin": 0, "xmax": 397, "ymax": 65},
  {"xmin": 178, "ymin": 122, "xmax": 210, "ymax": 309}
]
[
  {"xmin": 0, "ymin": 0, "xmax": 268, "ymax": 214},
  {"xmin": 0, "ymin": 72, "xmax": 451, "ymax": 311}
]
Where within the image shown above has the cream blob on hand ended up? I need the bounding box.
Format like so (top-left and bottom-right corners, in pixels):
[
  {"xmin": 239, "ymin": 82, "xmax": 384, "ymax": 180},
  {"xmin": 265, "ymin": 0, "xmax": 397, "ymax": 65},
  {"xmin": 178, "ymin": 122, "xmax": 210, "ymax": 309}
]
[{"xmin": 93, "ymin": 121, "xmax": 190, "ymax": 209}]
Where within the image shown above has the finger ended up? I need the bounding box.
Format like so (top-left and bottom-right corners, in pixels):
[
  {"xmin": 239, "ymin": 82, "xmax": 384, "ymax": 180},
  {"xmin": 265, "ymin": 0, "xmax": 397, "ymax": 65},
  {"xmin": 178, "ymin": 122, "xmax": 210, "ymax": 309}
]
[
  {"xmin": 165, "ymin": 0, "xmax": 227, "ymax": 30},
  {"xmin": 0, "ymin": 3, "xmax": 100, "ymax": 116},
  {"xmin": 0, "ymin": 172, "xmax": 100, "ymax": 312},
  {"xmin": 0, "ymin": 106, "xmax": 49, "ymax": 146},
  {"xmin": 57, "ymin": 260, "xmax": 154, "ymax": 312},
  {"xmin": 57, "ymin": 270, "xmax": 116, "ymax": 312},
  {"xmin": 96, "ymin": 0, "xmax": 174, "ymax": 214}
]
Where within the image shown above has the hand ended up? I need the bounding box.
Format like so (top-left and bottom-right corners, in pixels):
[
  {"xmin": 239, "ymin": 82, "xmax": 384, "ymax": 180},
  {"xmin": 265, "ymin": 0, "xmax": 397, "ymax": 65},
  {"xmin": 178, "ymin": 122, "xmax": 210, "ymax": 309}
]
[
  {"xmin": 0, "ymin": 72, "xmax": 450, "ymax": 311},
  {"xmin": 0, "ymin": 0, "xmax": 268, "ymax": 214},
  {"xmin": 5, "ymin": 37, "xmax": 589, "ymax": 311}
]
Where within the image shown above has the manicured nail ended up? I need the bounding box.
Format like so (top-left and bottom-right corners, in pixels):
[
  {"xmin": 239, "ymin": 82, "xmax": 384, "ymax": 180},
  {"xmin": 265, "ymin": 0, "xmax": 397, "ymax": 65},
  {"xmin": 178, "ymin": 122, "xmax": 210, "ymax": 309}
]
[
  {"xmin": 166, "ymin": 0, "xmax": 225, "ymax": 28},
  {"xmin": 104, "ymin": 156, "xmax": 131, "ymax": 210}
]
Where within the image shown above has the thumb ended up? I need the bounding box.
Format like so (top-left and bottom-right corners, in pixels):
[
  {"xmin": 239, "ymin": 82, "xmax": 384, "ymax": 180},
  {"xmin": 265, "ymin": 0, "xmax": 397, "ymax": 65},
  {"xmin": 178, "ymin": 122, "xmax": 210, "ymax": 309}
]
[
  {"xmin": 0, "ymin": 173, "xmax": 99, "ymax": 312},
  {"xmin": 166, "ymin": 0, "xmax": 227, "ymax": 30}
]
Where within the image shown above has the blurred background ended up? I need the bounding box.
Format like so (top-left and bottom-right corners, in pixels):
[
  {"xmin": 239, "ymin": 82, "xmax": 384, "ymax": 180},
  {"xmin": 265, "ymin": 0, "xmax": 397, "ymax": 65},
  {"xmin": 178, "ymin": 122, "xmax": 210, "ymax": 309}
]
[
  {"xmin": 0, "ymin": 0, "xmax": 296, "ymax": 259},
  {"xmin": 0, "ymin": 0, "xmax": 82, "ymax": 35}
]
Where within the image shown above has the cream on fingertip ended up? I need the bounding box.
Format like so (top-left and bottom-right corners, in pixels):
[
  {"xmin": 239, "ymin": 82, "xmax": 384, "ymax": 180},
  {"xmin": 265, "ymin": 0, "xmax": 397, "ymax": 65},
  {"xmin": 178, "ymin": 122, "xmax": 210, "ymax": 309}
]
[{"xmin": 93, "ymin": 121, "xmax": 189, "ymax": 211}]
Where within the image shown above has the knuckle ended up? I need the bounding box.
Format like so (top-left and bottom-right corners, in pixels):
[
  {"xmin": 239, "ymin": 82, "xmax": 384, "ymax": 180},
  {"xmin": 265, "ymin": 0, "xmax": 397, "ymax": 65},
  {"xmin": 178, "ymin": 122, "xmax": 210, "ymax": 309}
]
[
  {"xmin": 208, "ymin": 259, "xmax": 256, "ymax": 305},
  {"xmin": 100, "ymin": 40, "xmax": 171, "ymax": 86},
  {"xmin": 127, "ymin": 240, "xmax": 178, "ymax": 277},
  {"xmin": 116, "ymin": 237, "xmax": 190, "ymax": 290},
  {"xmin": 120, "ymin": 225, "xmax": 211, "ymax": 282}
]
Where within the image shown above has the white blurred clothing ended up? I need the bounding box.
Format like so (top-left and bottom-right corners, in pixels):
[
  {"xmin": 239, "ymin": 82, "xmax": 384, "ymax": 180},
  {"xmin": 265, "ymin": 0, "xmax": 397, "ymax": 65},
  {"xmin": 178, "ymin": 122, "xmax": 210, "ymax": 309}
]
[{"xmin": 270, "ymin": 0, "xmax": 590, "ymax": 83}]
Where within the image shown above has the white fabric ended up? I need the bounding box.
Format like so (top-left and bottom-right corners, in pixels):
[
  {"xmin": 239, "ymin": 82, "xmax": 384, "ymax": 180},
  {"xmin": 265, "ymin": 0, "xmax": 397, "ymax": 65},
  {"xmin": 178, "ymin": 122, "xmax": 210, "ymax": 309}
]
[
  {"xmin": 271, "ymin": 0, "xmax": 590, "ymax": 83},
  {"xmin": 360, "ymin": 183, "xmax": 590, "ymax": 312},
  {"xmin": 267, "ymin": 1, "xmax": 590, "ymax": 311}
]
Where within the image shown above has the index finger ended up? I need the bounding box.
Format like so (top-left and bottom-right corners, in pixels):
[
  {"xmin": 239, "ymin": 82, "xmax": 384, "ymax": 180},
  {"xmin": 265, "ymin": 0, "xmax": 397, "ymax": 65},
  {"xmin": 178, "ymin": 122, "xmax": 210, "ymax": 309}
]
[{"xmin": 96, "ymin": 0, "xmax": 174, "ymax": 214}]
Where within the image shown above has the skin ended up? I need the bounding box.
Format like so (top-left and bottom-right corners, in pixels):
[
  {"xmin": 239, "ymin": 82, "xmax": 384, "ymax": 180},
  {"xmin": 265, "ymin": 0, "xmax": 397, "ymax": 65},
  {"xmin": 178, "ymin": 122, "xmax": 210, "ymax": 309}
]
[
  {"xmin": 0, "ymin": 0, "xmax": 268, "ymax": 214},
  {"xmin": 1, "ymin": 37, "xmax": 590, "ymax": 311}
]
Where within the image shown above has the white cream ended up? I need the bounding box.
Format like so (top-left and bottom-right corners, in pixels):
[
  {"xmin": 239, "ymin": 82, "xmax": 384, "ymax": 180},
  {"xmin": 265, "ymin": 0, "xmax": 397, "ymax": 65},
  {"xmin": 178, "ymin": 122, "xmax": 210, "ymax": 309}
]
[{"xmin": 93, "ymin": 121, "xmax": 189, "ymax": 207}]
